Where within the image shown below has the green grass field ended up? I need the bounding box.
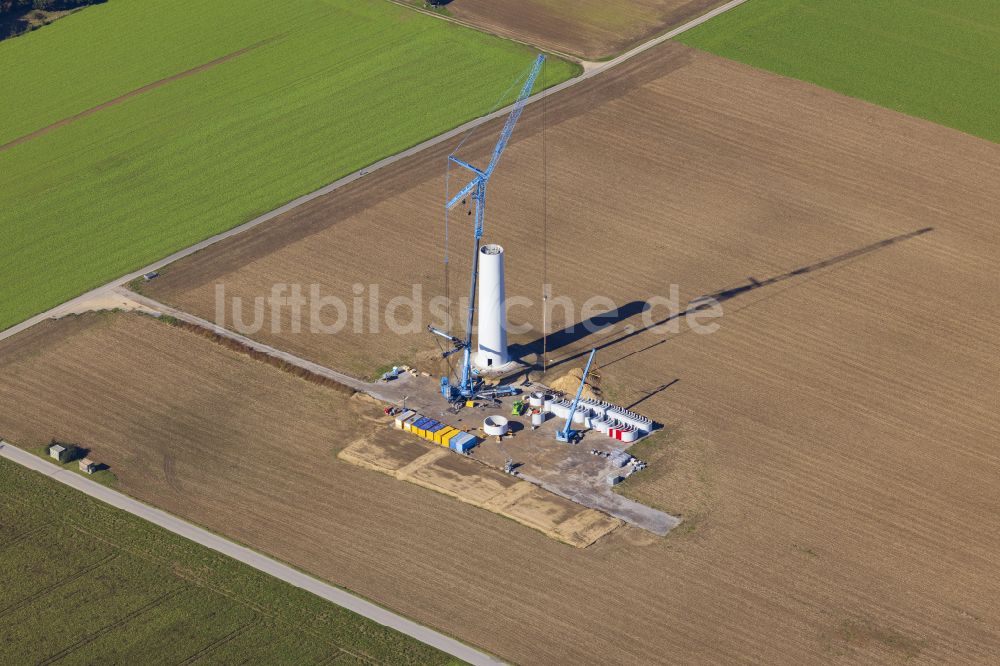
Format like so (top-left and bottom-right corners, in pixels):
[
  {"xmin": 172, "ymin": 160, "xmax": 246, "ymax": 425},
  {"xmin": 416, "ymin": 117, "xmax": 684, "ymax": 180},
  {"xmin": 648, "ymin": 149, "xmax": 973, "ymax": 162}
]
[
  {"xmin": 0, "ymin": 458, "xmax": 461, "ymax": 664},
  {"xmin": 0, "ymin": 0, "xmax": 578, "ymax": 332},
  {"xmin": 678, "ymin": 0, "xmax": 1000, "ymax": 142}
]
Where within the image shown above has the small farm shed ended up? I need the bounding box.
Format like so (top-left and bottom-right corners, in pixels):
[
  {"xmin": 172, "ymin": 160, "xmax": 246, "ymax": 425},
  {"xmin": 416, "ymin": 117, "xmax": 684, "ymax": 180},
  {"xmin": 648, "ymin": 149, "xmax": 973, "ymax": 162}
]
[{"xmin": 79, "ymin": 458, "xmax": 98, "ymax": 475}]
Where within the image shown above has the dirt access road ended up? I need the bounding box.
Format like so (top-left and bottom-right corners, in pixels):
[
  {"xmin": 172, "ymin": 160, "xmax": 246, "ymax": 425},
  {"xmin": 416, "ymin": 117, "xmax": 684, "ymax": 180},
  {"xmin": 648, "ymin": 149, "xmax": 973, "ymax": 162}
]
[{"xmin": 13, "ymin": 40, "xmax": 1000, "ymax": 663}]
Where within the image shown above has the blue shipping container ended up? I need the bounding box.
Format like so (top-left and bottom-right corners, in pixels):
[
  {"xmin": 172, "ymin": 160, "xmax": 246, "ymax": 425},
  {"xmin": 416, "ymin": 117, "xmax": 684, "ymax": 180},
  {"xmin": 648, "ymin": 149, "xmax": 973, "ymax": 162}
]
[{"xmin": 450, "ymin": 432, "xmax": 479, "ymax": 453}]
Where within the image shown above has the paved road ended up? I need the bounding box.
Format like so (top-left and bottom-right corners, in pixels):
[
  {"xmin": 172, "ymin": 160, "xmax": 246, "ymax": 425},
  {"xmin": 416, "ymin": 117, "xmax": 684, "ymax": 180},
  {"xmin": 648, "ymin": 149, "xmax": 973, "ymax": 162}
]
[
  {"xmin": 0, "ymin": 442, "xmax": 504, "ymax": 666},
  {"xmin": 0, "ymin": 0, "xmax": 749, "ymax": 345}
]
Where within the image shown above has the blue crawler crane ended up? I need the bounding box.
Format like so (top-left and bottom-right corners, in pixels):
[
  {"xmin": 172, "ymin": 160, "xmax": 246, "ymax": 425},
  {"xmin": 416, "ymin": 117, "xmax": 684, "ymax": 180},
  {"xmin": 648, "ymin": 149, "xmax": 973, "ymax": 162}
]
[
  {"xmin": 428, "ymin": 54, "xmax": 545, "ymax": 403},
  {"xmin": 556, "ymin": 349, "xmax": 597, "ymax": 443}
]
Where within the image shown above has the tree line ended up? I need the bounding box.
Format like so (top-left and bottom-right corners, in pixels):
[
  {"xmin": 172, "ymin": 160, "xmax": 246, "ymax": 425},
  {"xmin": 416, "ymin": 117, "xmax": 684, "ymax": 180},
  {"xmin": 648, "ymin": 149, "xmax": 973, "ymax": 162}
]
[
  {"xmin": 2, "ymin": 1, "xmax": 101, "ymax": 17},
  {"xmin": 1, "ymin": 0, "xmax": 105, "ymax": 38}
]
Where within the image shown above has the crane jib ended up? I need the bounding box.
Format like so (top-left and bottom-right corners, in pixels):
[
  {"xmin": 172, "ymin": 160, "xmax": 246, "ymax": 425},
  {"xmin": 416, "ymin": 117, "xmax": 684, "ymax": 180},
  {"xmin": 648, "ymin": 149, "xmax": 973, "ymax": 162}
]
[{"xmin": 433, "ymin": 53, "xmax": 546, "ymax": 402}]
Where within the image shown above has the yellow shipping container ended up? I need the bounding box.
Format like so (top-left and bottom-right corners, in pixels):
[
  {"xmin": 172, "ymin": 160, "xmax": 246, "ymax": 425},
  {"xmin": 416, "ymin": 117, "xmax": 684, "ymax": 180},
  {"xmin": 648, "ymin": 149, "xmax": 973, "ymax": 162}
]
[
  {"xmin": 419, "ymin": 421, "xmax": 439, "ymax": 441},
  {"xmin": 435, "ymin": 427, "xmax": 457, "ymax": 446},
  {"xmin": 413, "ymin": 417, "xmax": 432, "ymax": 438},
  {"xmin": 438, "ymin": 428, "xmax": 459, "ymax": 448}
]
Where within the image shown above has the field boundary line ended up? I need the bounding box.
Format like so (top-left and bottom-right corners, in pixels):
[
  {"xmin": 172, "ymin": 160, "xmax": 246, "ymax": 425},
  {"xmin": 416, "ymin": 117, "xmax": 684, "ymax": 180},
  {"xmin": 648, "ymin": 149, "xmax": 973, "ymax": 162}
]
[
  {"xmin": 384, "ymin": 0, "xmax": 584, "ymax": 64},
  {"xmin": 0, "ymin": 0, "xmax": 749, "ymax": 344},
  {"xmin": 116, "ymin": 289, "xmax": 401, "ymax": 398},
  {"xmin": 0, "ymin": 442, "xmax": 507, "ymax": 666}
]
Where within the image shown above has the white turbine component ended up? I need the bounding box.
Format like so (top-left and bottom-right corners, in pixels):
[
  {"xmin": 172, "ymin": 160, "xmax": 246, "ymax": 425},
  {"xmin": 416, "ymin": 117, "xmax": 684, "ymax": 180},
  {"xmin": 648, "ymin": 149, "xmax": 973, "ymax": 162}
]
[
  {"xmin": 483, "ymin": 416, "xmax": 510, "ymax": 436},
  {"xmin": 475, "ymin": 244, "xmax": 509, "ymax": 370}
]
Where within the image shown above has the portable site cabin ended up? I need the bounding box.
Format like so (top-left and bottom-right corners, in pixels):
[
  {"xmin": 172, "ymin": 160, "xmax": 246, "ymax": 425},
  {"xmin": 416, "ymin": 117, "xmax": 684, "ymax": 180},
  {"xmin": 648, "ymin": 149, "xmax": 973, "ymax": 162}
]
[
  {"xmin": 49, "ymin": 444, "xmax": 68, "ymax": 462},
  {"xmin": 394, "ymin": 410, "xmax": 477, "ymax": 452},
  {"xmin": 425, "ymin": 421, "xmax": 447, "ymax": 440},
  {"xmin": 79, "ymin": 458, "xmax": 98, "ymax": 475},
  {"xmin": 393, "ymin": 410, "xmax": 416, "ymax": 429},
  {"xmin": 410, "ymin": 417, "xmax": 433, "ymax": 438},
  {"xmin": 449, "ymin": 432, "xmax": 479, "ymax": 454},
  {"xmin": 434, "ymin": 426, "xmax": 459, "ymax": 447},
  {"xmin": 400, "ymin": 413, "xmax": 420, "ymax": 432}
]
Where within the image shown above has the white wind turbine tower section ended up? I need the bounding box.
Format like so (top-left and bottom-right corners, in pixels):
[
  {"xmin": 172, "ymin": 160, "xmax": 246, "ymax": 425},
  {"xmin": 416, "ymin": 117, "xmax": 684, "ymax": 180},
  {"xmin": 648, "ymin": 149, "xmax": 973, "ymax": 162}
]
[{"xmin": 475, "ymin": 244, "xmax": 509, "ymax": 370}]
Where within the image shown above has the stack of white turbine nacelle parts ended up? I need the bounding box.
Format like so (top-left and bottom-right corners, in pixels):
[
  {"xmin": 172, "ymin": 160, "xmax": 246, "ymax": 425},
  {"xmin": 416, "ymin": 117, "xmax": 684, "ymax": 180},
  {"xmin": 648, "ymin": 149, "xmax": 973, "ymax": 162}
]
[{"xmin": 544, "ymin": 396, "xmax": 653, "ymax": 443}]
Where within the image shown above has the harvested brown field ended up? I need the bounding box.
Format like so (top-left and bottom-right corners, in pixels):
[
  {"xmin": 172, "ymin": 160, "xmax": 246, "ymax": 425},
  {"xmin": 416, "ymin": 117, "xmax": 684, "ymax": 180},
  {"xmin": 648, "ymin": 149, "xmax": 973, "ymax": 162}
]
[
  {"xmin": 6, "ymin": 41, "xmax": 1000, "ymax": 663},
  {"xmin": 438, "ymin": 0, "xmax": 727, "ymax": 60},
  {"xmin": 339, "ymin": 431, "xmax": 622, "ymax": 547}
]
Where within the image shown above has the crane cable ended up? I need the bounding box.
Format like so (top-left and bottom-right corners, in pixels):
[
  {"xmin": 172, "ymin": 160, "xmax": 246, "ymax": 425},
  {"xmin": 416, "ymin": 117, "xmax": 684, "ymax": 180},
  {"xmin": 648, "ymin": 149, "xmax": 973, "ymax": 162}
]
[
  {"xmin": 444, "ymin": 156, "xmax": 451, "ymax": 325},
  {"xmin": 541, "ymin": 58, "xmax": 549, "ymax": 374},
  {"xmin": 443, "ymin": 60, "xmax": 535, "ymax": 319},
  {"xmin": 441, "ymin": 58, "xmax": 542, "ymax": 383}
]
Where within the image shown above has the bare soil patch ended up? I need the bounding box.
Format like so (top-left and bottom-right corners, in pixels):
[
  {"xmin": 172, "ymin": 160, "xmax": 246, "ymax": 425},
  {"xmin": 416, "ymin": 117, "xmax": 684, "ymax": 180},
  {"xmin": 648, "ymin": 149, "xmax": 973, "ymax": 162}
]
[
  {"xmin": 440, "ymin": 0, "xmax": 726, "ymax": 59},
  {"xmin": 8, "ymin": 43, "xmax": 1000, "ymax": 663},
  {"xmin": 339, "ymin": 431, "xmax": 620, "ymax": 547}
]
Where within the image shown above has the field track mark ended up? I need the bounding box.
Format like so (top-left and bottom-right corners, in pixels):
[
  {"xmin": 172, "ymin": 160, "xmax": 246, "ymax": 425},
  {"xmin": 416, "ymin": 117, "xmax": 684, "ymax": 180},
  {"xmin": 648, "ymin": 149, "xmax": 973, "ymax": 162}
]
[
  {"xmin": 44, "ymin": 501, "xmax": 381, "ymax": 666},
  {"xmin": 0, "ymin": 552, "xmax": 119, "ymax": 618},
  {"xmin": 177, "ymin": 615, "xmax": 261, "ymax": 665},
  {"xmin": 0, "ymin": 522, "xmax": 49, "ymax": 550},
  {"xmin": 0, "ymin": 36, "xmax": 280, "ymax": 154},
  {"xmin": 314, "ymin": 649, "xmax": 368, "ymax": 666},
  {"xmin": 38, "ymin": 586, "xmax": 190, "ymax": 665}
]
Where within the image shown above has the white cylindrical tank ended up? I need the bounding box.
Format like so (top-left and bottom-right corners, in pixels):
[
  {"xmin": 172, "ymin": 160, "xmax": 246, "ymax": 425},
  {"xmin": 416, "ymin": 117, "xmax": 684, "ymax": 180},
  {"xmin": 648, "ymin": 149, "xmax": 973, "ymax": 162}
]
[
  {"xmin": 475, "ymin": 244, "xmax": 509, "ymax": 370},
  {"xmin": 531, "ymin": 411, "xmax": 545, "ymax": 427},
  {"xmin": 529, "ymin": 392, "xmax": 544, "ymax": 408}
]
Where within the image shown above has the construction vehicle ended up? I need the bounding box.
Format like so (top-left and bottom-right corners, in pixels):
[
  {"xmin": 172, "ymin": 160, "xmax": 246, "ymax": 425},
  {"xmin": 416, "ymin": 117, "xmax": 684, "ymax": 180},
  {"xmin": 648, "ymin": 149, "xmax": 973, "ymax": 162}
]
[
  {"xmin": 556, "ymin": 349, "xmax": 597, "ymax": 444},
  {"xmin": 511, "ymin": 399, "xmax": 526, "ymax": 416}
]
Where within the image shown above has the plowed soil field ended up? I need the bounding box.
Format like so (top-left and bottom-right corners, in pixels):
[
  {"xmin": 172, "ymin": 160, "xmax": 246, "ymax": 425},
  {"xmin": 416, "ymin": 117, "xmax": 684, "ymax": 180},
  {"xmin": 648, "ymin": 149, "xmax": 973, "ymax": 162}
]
[
  {"xmin": 442, "ymin": 0, "xmax": 728, "ymax": 59},
  {"xmin": 5, "ymin": 42, "xmax": 1000, "ymax": 664}
]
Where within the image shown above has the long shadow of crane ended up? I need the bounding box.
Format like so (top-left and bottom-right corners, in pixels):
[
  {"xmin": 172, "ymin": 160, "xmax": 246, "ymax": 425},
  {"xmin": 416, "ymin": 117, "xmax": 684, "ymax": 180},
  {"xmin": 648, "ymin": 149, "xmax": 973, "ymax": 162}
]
[
  {"xmin": 625, "ymin": 379, "xmax": 680, "ymax": 410},
  {"xmin": 509, "ymin": 299, "xmax": 650, "ymax": 361},
  {"xmin": 534, "ymin": 226, "xmax": 933, "ymax": 372}
]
